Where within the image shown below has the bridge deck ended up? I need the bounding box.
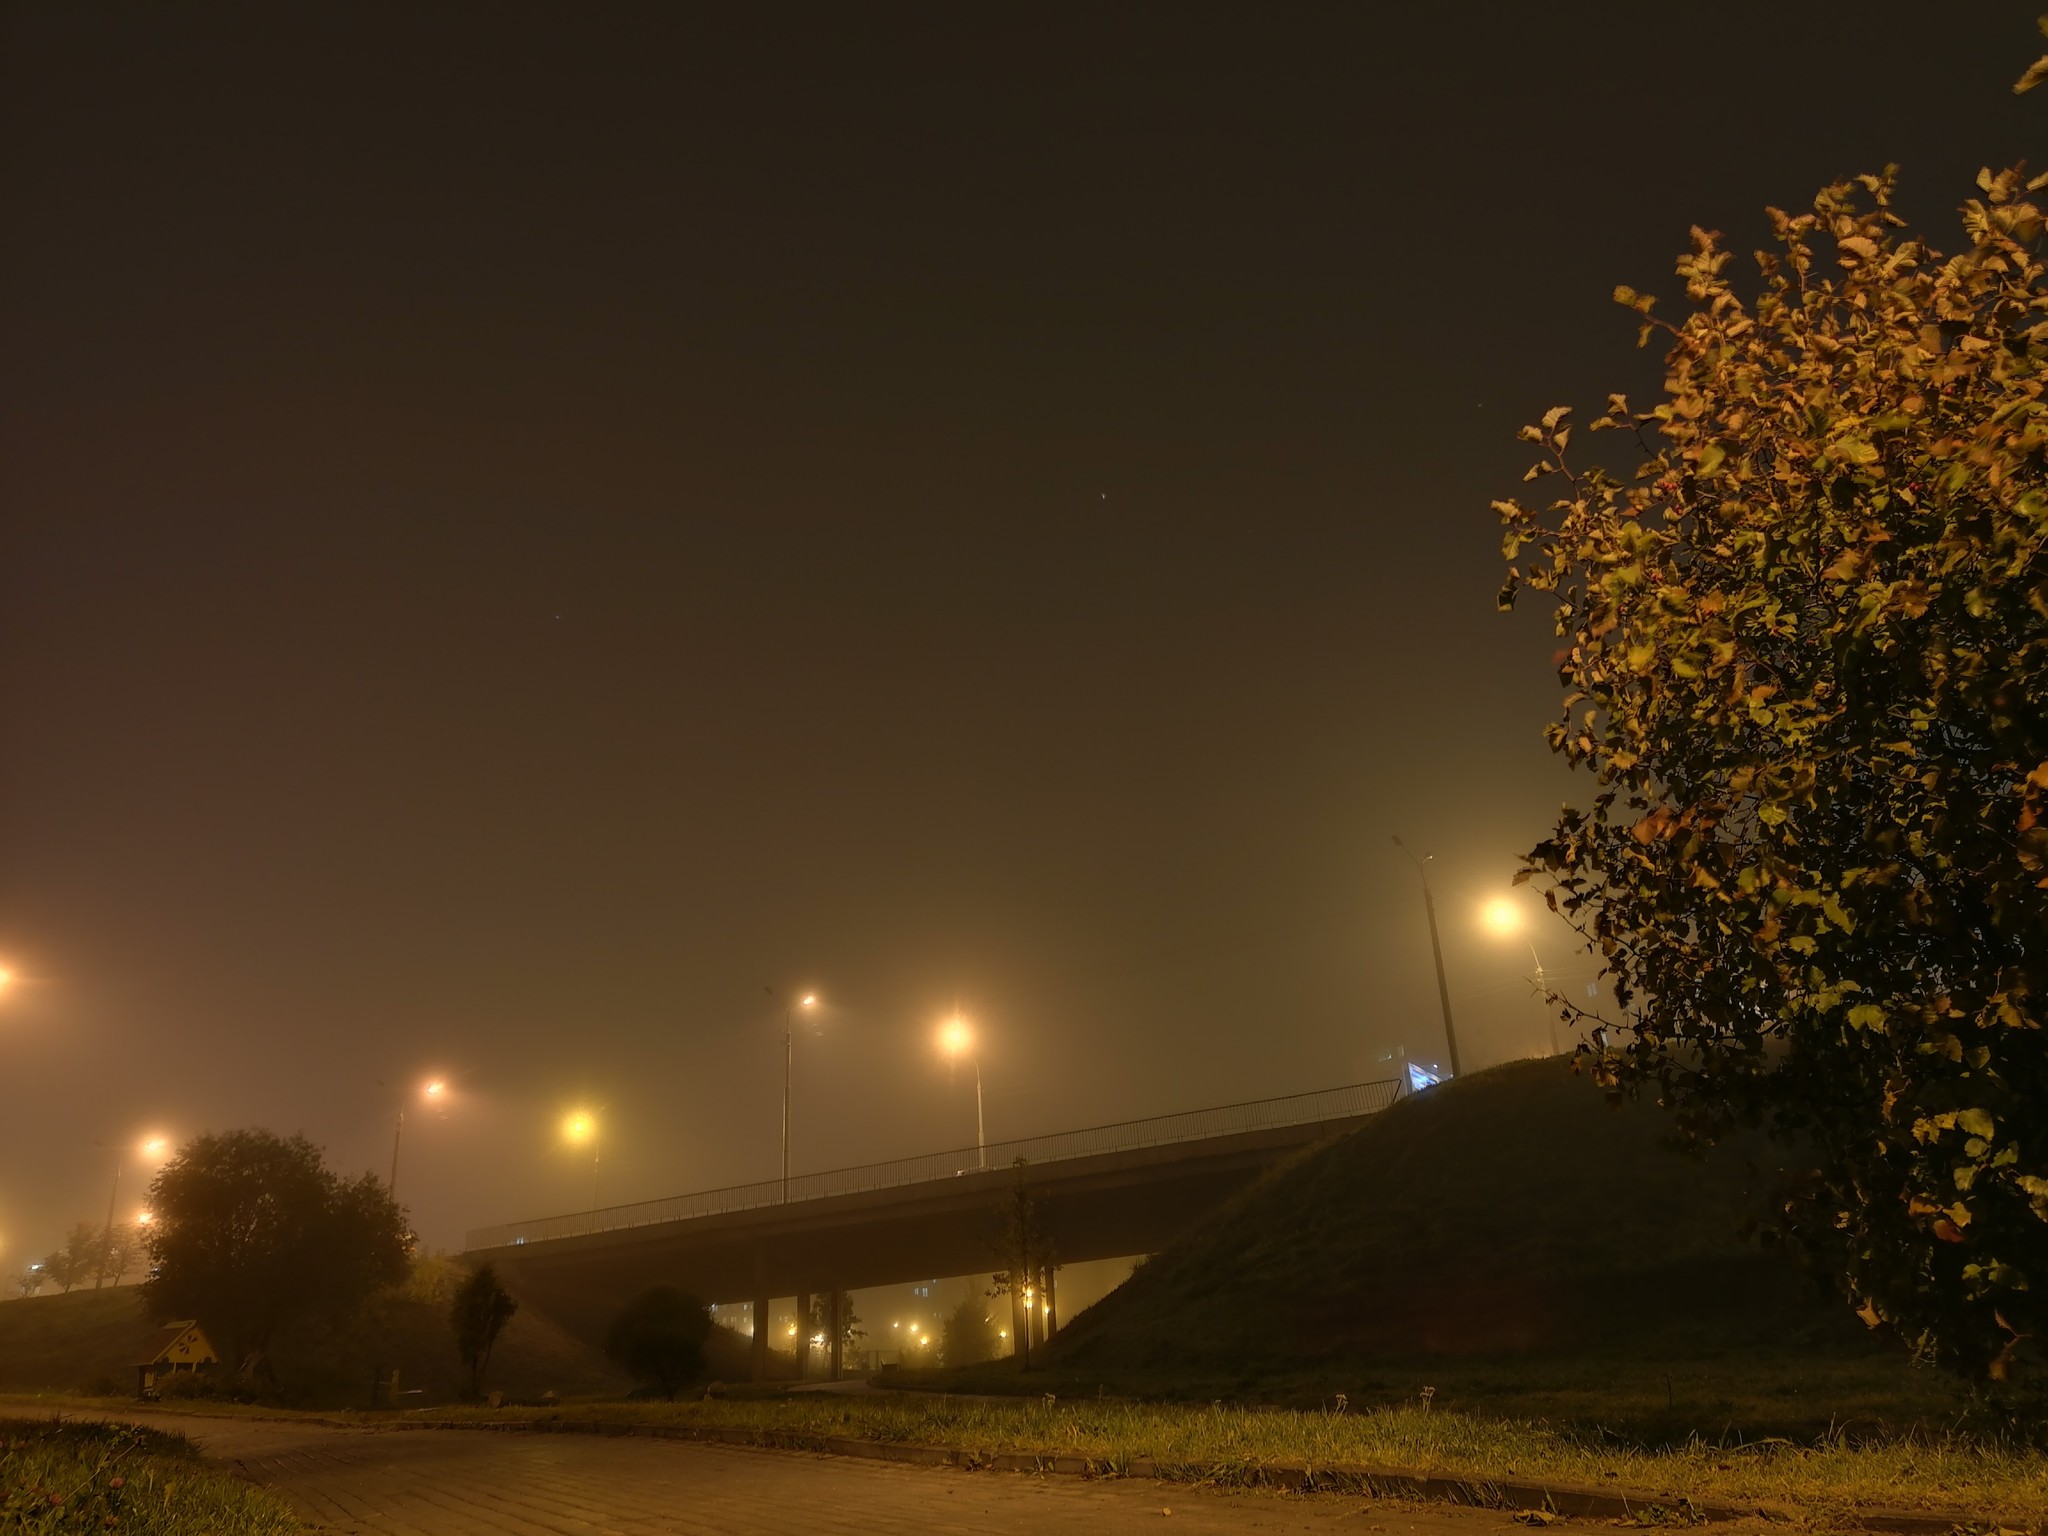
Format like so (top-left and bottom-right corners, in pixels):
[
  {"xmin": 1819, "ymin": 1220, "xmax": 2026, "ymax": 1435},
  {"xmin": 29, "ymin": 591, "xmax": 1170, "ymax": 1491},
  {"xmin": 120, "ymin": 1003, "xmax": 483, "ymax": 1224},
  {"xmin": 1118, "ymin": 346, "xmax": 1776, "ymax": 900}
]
[{"xmin": 466, "ymin": 1077, "xmax": 1403, "ymax": 1252}]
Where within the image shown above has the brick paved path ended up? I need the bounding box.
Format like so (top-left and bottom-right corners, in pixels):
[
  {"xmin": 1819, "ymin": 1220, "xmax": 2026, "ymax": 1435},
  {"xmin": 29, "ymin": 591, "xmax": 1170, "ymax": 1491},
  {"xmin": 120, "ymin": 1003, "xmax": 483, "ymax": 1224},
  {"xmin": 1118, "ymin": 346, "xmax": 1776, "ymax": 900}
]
[{"xmin": 125, "ymin": 1411, "xmax": 1748, "ymax": 1536}]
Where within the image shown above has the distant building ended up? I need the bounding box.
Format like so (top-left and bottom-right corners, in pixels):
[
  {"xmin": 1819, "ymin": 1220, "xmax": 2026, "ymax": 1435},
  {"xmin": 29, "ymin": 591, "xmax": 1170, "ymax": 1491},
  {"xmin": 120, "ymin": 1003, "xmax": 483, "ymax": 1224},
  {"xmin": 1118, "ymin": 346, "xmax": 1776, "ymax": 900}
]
[{"xmin": 134, "ymin": 1320, "xmax": 218, "ymax": 1398}]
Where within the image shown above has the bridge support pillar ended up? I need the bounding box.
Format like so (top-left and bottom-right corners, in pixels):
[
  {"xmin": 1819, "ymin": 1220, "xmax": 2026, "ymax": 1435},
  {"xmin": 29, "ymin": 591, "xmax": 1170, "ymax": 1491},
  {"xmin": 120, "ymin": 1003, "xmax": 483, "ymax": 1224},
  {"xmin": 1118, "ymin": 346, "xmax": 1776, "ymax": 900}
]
[
  {"xmin": 828, "ymin": 1288, "xmax": 845, "ymax": 1380},
  {"xmin": 794, "ymin": 1291, "xmax": 811, "ymax": 1380},
  {"xmin": 1043, "ymin": 1263, "xmax": 1057, "ymax": 1340}
]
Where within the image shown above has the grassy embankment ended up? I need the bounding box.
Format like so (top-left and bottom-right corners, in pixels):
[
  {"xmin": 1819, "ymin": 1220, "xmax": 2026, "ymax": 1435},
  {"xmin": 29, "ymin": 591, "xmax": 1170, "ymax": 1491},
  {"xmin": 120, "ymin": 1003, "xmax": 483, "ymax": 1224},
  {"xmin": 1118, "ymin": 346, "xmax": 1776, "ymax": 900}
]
[
  {"xmin": 0, "ymin": 1257, "xmax": 635, "ymax": 1408},
  {"xmin": 1, "ymin": 1417, "xmax": 299, "ymax": 1534},
  {"xmin": 935, "ymin": 1059, "xmax": 1977, "ymax": 1443}
]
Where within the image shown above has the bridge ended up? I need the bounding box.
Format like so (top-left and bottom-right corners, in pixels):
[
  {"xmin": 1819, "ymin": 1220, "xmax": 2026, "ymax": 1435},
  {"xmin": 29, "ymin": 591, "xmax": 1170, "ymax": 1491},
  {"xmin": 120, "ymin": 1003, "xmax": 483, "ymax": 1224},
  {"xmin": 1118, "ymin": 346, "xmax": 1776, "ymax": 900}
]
[{"xmin": 465, "ymin": 1077, "xmax": 1404, "ymax": 1378}]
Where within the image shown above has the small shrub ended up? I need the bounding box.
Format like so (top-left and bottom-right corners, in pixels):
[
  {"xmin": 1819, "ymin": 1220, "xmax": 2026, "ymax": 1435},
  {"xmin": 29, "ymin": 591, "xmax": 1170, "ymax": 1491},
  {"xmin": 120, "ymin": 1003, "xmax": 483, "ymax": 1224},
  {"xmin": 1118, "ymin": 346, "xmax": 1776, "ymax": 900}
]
[
  {"xmin": 604, "ymin": 1286, "xmax": 711, "ymax": 1400},
  {"xmin": 153, "ymin": 1368, "xmax": 254, "ymax": 1403}
]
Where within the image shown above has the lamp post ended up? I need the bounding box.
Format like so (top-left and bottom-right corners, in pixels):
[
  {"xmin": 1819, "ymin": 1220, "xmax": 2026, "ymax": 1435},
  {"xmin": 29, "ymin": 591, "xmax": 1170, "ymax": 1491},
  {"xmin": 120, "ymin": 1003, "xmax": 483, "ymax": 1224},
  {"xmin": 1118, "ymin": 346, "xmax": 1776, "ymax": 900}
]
[
  {"xmin": 94, "ymin": 1135, "xmax": 169, "ymax": 1290},
  {"xmin": 383, "ymin": 1077, "xmax": 449, "ymax": 1203},
  {"xmin": 938, "ymin": 1015, "xmax": 985, "ymax": 1169},
  {"xmin": 1393, "ymin": 837, "xmax": 1462, "ymax": 1080},
  {"xmin": 767, "ymin": 988, "xmax": 817, "ymax": 1202},
  {"xmin": 1481, "ymin": 896, "xmax": 1559, "ymax": 1056}
]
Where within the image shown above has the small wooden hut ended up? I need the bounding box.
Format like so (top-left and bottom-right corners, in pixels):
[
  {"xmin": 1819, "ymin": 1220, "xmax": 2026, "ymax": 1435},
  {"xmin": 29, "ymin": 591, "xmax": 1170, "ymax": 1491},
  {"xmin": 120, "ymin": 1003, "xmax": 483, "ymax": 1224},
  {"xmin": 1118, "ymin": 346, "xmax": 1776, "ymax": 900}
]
[{"xmin": 134, "ymin": 1319, "xmax": 218, "ymax": 1398}]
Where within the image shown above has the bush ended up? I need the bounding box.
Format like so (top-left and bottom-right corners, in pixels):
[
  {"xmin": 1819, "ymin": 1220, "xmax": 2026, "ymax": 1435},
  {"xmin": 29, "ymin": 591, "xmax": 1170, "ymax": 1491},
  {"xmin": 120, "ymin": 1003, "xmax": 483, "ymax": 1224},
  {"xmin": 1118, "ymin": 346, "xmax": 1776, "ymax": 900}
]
[
  {"xmin": 153, "ymin": 1369, "xmax": 254, "ymax": 1404},
  {"xmin": 603, "ymin": 1286, "xmax": 710, "ymax": 1400}
]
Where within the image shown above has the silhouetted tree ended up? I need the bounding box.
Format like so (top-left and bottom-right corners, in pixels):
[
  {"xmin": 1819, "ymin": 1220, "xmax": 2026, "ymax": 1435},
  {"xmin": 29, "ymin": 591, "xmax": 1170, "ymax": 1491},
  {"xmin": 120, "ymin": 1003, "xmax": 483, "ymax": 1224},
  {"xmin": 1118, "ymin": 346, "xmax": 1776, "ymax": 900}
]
[
  {"xmin": 604, "ymin": 1285, "xmax": 711, "ymax": 1400},
  {"xmin": 102, "ymin": 1225, "xmax": 144, "ymax": 1286},
  {"xmin": 144, "ymin": 1130, "xmax": 411, "ymax": 1385},
  {"xmin": 41, "ymin": 1223, "xmax": 105, "ymax": 1295},
  {"xmin": 1492, "ymin": 34, "xmax": 2048, "ymax": 1381},
  {"xmin": 940, "ymin": 1282, "xmax": 995, "ymax": 1368},
  {"xmin": 807, "ymin": 1291, "xmax": 862, "ymax": 1352},
  {"xmin": 450, "ymin": 1262, "xmax": 519, "ymax": 1398},
  {"xmin": 988, "ymin": 1158, "xmax": 1052, "ymax": 1369}
]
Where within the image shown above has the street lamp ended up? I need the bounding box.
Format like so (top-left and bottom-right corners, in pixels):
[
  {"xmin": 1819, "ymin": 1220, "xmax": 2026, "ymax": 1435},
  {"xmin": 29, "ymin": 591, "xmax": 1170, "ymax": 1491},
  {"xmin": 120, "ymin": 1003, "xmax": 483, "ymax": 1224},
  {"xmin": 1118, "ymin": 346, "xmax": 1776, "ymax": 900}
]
[
  {"xmin": 767, "ymin": 988, "xmax": 818, "ymax": 1202},
  {"xmin": 385, "ymin": 1076, "xmax": 452, "ymax": 1203},
  {"xmin": 1392, "ymin": 837, "xmax": 1462, "ymax": 1080},
  {"xmin": 561, "ymin": 1107, "xmax": 601, "ymax": 1212},
  {"xmin": 94, "ymin": 1134, "xmax": 171, "ymax": 1290},
  {"xmin": 1480, "ymin": 896, "xmax": 1558, "ymax": 1056},
  {"xmin": 937, "ymin": 1015, "xmax": 986, "ymax": 1169}
]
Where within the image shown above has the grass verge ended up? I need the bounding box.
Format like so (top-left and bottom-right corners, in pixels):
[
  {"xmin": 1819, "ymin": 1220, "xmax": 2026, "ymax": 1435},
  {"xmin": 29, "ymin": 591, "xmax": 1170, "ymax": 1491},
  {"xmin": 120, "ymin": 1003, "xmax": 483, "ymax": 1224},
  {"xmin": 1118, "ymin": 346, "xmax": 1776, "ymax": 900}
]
[
  {"xmin": 18, "ymin": 1387, "xmax": 2044, "ymax": 1527},
  {"xmin": 388, "ymin": 1394, "xmax": 2048, "ymax": 1526},
  {"xmin": 1, "ymin": 1417, "xmax": 300, "ymax": 1534},
  {"xmin": 906, "ymin": 1348, "xmax": 1979, "ymax": 1443}
]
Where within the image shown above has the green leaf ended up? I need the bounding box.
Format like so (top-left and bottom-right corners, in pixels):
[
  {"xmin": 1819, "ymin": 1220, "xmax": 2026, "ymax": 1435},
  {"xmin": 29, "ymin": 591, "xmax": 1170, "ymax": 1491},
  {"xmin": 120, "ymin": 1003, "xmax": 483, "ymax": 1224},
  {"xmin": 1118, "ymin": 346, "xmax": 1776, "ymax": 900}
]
[{"xmin": 1957, "ymin": 1108, "xmax": 1996, "ymax": 1141}]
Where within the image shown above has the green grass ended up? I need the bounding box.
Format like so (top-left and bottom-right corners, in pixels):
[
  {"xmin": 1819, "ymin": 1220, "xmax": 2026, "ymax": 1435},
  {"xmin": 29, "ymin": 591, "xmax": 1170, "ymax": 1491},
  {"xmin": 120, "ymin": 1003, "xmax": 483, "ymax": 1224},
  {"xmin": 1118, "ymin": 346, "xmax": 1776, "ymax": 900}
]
[
  {"xmin": 0, "ymin": 1417, "xmax": 300, "ymax": 1534},
  {"xmin": 389, "ymin": 1393, "xmax": 2048, "ymax": 1526},
  {"xmin": 912, "ymin": 1347, "xmax": 1979, "ymax": 1446}
]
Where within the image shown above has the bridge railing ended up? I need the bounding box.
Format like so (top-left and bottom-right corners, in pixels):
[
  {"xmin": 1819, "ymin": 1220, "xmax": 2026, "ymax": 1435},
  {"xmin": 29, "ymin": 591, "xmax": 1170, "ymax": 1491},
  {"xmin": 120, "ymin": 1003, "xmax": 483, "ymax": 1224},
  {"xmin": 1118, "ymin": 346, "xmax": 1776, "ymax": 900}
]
[{"xmin": 465, "ymin": 1076, "xmax": 1403, "ymax": 1252}]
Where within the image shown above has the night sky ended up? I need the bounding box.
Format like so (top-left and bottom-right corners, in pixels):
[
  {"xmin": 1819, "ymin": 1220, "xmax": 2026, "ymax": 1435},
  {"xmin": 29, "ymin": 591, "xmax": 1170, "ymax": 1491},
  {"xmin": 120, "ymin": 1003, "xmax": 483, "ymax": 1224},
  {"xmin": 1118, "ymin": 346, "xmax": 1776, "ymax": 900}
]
[{"xmin": 2, "ymin": 3, "xmax": 2040, "ymax": 1263}]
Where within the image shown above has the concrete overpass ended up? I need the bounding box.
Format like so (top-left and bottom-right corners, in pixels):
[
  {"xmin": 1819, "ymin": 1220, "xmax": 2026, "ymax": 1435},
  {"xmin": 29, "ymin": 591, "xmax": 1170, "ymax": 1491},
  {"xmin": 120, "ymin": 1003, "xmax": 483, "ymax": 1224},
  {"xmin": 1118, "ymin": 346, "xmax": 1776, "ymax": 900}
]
[{"xmin": 466, "ymin": 1078, "xmax": 1402, "ymax": 1375}]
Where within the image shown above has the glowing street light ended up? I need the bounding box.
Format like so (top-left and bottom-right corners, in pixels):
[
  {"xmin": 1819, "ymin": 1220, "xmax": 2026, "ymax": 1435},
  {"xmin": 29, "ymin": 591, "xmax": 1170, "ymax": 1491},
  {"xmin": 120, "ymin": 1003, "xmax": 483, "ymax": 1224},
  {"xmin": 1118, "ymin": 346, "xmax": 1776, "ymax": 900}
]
[
  {"xmin": 561, "ymin": 1107, "xmax": 602, "ymax": 1211},
  {"xmin": 1479, "ymin": 897, "xmax": 1521, "ymax": 938},
  {"xmin": 937, "ymin": 1015, "xmax": 986, "ymax": 1169},
  {"xmin": 1479, "ymin": 895, "xmax": 1557, "ymax": 1056},
  {"xmin": 386, "ymin": 1076, "xmax": 454, "ymax": 1203},
  {"xmin": 767, "ymin": 988, "xmax": 819, "ymax": 1202},
  {"xmin": 94, "ymin": 1133, "xmax": 172, "ymax": 1290}
]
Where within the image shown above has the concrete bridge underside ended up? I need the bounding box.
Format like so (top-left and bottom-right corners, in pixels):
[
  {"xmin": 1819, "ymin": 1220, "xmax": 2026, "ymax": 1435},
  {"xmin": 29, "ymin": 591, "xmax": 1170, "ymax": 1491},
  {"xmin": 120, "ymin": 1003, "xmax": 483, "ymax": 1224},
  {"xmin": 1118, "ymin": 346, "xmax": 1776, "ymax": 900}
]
[{"xmin": 474, "ymin": 1114, "xmax": 1375, "ymax": 1362}]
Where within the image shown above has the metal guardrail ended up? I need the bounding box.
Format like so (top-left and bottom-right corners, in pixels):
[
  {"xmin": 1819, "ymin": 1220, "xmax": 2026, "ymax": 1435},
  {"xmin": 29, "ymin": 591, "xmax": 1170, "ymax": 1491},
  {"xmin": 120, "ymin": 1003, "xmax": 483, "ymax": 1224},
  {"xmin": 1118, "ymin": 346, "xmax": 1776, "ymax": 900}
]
[{"xmin": 465, "ymin": 1076, "xmax": 1403, "ymax": 1252}]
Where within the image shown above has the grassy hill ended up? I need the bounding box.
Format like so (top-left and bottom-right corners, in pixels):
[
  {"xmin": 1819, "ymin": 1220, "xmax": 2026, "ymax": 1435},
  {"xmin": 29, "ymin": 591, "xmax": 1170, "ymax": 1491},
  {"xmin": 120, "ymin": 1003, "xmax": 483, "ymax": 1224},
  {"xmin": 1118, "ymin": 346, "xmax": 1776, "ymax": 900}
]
[
  {"xmin": 0, "ymin": 1260, "xmax": 638, "ymax": 1407},
  {"xmin": 1023, "ymin": 1058, "xmax": 1968, "ymax": 1433}
]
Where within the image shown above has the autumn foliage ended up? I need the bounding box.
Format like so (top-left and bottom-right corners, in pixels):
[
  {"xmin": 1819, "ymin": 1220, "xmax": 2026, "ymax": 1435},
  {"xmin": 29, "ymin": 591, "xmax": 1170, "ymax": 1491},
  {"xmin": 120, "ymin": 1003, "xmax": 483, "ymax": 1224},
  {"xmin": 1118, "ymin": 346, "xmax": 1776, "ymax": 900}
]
[{"xmin": 1495, "ymin": 96, "xmax": 2048, "ymax": 1374}]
